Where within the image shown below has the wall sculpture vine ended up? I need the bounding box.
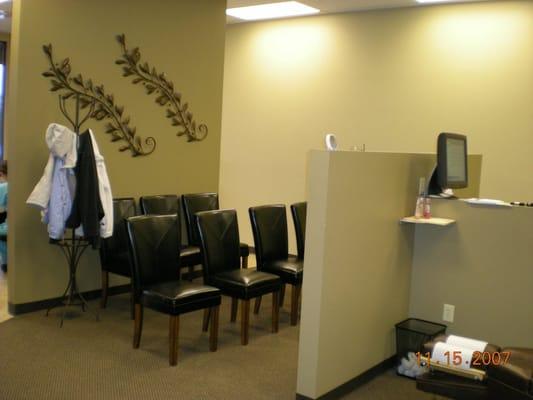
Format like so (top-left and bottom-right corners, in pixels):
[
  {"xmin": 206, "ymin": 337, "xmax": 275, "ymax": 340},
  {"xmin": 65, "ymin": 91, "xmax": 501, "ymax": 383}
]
[
  {"xmin": 42, "ymin": 44, "xmax": 156, "ymax": 156},
  {"xmin": 115, "ymin": 34, "xmax": 208, "ymax": 142}
]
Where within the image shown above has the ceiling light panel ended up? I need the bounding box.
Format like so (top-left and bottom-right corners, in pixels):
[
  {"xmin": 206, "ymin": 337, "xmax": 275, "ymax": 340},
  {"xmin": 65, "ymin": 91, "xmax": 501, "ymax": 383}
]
[{"xmin": 226, "ymin": 1, "xmax": 320, "ymax": 21}]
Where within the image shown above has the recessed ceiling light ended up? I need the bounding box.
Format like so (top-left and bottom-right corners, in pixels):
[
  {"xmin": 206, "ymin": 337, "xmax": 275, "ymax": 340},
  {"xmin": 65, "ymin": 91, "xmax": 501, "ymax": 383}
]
[{"xmin": 226, "ymin": 1, "xmax": 320, "ymax": 21}]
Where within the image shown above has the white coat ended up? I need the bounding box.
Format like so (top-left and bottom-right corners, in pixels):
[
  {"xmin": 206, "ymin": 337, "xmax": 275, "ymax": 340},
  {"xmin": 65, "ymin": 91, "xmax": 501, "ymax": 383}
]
[
  {"xmin": 27, "ymin": 123, "xmax": 113, "ymax": 239},
  {"xmin": 26, "ymin": 123, "xmax": 77, "ymax": 208},
  {"xmin": 88, "ymin": 129, "xmax": 113, "ymax": 239}
]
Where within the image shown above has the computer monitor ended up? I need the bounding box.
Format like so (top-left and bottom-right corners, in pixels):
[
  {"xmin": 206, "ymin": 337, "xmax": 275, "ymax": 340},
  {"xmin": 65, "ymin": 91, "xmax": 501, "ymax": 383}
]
[{"xmin": 427, "ymin": 133, "xmax": 468, "ymax": 196}]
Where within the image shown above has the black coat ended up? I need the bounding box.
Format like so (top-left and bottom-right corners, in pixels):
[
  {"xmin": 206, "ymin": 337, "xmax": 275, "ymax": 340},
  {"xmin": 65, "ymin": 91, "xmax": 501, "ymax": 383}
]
[{"xmin": 66, "ymin": 130, "xmax": 104, "ymax": 248}]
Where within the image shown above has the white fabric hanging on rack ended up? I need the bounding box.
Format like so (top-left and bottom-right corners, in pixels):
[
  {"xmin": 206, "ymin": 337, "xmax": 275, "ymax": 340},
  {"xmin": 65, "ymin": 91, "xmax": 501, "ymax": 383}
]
[
  {"xmin": 27, "ymin": 123, "xmax": 77, "ymax": 209},
  {"xmin": 27, "ymin": 123, "xmax": 114, "ymax": 239},
  {"xmin": 89, "ymin": 129, "xmax": 113, "ymax": 238},
  {"xmin": 27, "ymin": 124, "xmax": 77, "ymax": 239}
]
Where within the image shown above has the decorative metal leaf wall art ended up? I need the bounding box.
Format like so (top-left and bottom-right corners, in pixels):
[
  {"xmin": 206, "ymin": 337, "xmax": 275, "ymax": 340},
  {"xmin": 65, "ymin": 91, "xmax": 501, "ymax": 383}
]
[
  {"xmin": 42, "ymin": 44, "xmax": 156, "ymax": 156},
  {"xmin": 115, "ymin": 34, "xmax": 208, "ymax": 142}
]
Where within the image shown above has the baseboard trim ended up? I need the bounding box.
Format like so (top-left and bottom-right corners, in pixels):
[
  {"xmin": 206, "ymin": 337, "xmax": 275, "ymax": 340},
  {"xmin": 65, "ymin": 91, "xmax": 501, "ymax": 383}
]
[
  {"xmin": 8, "ymin": 284, "xmax": 131, "ymax": 315},
  {"xmin": 295, "ymin": 356, "xmax": 396, "ymax": 400}
]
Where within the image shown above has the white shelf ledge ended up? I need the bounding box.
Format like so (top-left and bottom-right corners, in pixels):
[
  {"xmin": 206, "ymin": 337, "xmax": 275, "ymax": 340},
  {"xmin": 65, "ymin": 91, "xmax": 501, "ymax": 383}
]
[{"xmin": 400, "ymin": 217, "xmax": 456, "ymax": 226}]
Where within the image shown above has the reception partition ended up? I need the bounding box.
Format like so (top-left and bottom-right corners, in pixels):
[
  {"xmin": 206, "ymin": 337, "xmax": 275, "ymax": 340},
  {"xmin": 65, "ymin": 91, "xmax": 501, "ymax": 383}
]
[{"xmin": 297, "ymin": 150, "xmax": 482, "ymax": 399}]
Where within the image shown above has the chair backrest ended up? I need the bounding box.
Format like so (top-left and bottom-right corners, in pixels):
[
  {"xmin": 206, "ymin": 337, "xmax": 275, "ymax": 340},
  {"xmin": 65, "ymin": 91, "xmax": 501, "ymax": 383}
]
[
  {"xmin": 140, "ymin": 194, "xmax": 179, "ymax": 215},
  {"xmin": 100, "ymin": 197, "xmax": 137, "ymax": 266},
  {"xmin": 182, "ymin": 193, "xmax": 219, "ymax": 246},
  {"xmin": 249, "ymin": 204, "xmax": 288, "ymax": 268},
  {"xmin": 126, "ymin": 214, "xmax": 181, "ymax": 300},
  {"xmin": 196, "ymin": 209, "xmax": 241, "ymax": 281},
  {"xmin": 290, "ymin": 202, "xmax": 307, "ymax": 260}
]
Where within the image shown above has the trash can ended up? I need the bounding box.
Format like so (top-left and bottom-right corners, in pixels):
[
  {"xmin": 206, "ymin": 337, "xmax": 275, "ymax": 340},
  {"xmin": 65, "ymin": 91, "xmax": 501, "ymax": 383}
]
[{"xmin": 395, "ymin": 318, "xmax": 446, "ymax": 365}]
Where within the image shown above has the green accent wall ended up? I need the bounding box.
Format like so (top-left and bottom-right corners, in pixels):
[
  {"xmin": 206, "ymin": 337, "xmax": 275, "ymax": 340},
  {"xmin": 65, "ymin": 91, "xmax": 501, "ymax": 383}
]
[{"xmin": 6, "ymin": 0, "xmax": 226, "ymax": 306}]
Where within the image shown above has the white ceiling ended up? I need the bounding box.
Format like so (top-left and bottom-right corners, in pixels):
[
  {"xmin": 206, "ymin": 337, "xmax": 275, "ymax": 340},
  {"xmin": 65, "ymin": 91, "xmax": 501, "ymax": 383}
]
[
  {"xmin": 0, "ymin": 0, "xmax": 491, "ymax": 33},
  {"xmin": 226, "ymin": 0, "xmax": 489, "ymax": 23}
]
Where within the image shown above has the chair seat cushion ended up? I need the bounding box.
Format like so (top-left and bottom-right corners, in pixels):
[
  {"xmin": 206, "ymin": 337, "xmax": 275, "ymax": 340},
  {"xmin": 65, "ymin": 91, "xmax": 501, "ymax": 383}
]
[
  {"xmin": 143, "ymin": 281, "xmax": 221, "ymax": 315},
  {"xmin": 239, "ymin": 242, "xmax": 250, "ymax": 257},
  {"xmin": 488, "ymin": 348, "xmax": 533, "ymax": 395},
  {"xmin": 210, "ymin": 269, "xmax": 281, "ymax": 300},
  {"xmin": 102, "ymin": 251, "xmax": 131, "ymax": 277},
  {"xmin": 180, "ymin": 245, "xmax": 201, "ymax": 267},
  {"xmin": 262, "ymin": 255, "xmax": 303, "ymax": 285}
]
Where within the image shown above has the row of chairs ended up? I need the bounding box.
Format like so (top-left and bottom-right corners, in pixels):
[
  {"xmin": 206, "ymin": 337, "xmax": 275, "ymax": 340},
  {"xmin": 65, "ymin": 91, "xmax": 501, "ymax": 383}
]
[
  {"xmin": 98, "ymin": 193, "xmax": 307, "ymax": 365},
  {"xmin": 100, "ymin": 194, "xmax": 249, "ymax": 308}
]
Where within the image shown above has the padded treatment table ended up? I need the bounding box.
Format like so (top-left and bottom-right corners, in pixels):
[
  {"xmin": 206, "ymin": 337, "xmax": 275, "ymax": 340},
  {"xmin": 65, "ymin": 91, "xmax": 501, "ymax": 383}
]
[
  {"xmin": 487, "ymin": 348, "xmax": 533, "ymax": 400},
  {"xmin": 417, "ymin": 370, "xmax": 488, "ymax": 400},
  {"xmin": 417, "ymin": 336, "xmax": 533, "ymax": 400}
]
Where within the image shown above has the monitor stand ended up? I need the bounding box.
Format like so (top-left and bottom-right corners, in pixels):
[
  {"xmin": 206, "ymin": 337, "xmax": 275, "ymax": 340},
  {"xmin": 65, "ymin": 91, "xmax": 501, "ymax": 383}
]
[{"xmin": 427, "ymin": 165, "xmax": 456, "ymax": 198}]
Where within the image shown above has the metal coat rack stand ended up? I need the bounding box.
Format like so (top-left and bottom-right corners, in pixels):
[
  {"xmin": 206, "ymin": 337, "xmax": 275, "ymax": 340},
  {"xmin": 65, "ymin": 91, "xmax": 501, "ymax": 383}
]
[{"xmin": 45, "ymin": 93, "xmax": 99, "ymax": 327}]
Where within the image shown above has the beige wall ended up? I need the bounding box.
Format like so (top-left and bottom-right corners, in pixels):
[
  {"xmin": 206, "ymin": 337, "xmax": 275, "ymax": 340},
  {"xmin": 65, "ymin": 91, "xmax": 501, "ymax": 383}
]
[
  {"xmin": 409, "ymin": 199, "xmax": 533, "ymax": 347},
  {"xmin": 298, "ymin": 151, "xmax": 438, "ymax": 398},
  {"xmin": 220, "ymin": 0, "xmax": 533, "ymax": 249},
  {"xmin": 298, "ymin": 151, "xmax": 481, "ymax": 398},
  {"xmin": 7, "ymin": 0, "xmax": 226, "ymax": 306}
]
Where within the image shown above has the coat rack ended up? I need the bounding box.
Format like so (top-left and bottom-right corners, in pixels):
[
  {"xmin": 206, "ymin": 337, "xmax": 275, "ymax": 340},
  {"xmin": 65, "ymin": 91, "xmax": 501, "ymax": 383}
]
[{"xmin": 45, "ymin": 93, "xmax": 99, "ymax": 327}]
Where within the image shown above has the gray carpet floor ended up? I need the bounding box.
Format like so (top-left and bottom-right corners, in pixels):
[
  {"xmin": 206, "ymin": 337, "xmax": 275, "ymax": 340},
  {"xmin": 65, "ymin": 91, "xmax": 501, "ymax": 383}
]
[{"xmin": 0, "ymin": 292, "xmax": 446, "ymax": 400}]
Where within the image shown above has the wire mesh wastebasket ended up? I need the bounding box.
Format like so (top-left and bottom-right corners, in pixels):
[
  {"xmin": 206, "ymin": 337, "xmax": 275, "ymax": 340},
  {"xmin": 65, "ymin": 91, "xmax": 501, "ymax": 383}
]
[{"xmin": 395, "ymin": 318, "xmax": 447, "ymax": 365}]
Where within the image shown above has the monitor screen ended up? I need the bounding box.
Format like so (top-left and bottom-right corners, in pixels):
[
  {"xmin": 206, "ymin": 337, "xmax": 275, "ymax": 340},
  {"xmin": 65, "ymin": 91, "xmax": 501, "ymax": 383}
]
[
  {"xmin": 438, "ymin": 133, "xmax": 468, "ymax": 189},
  {"xmin": 446, "ymin": 137, "xmax": 467, "ymax": 184}
]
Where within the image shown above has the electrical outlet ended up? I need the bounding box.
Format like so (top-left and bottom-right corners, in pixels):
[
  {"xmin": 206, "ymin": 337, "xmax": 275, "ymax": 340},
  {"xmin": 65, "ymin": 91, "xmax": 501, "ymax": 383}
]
[{"xmin": 443, "ymin": 304, "xmax": 455, "ymax": 323}]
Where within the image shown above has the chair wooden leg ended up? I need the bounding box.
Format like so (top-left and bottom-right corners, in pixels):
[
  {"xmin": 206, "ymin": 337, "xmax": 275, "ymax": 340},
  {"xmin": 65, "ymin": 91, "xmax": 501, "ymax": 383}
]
[
  {"xmin": 291, "ymin": 284, "xmax": 301, "ymax": 326},
  {"xmin": 188, "ymin": 265, "xmax": 194, "ymax": 281},
  {"xmin": 169, "ymin": 315, "xmax": 180, "ymax": 366},
  {"xmin": 272, "ymin": 291, "xmax": 279, "ymax": 333},
  {"xmin": 253, "ymin": 296, "xmax": 262, "ymax": 314},
  {"xmin": 230, "ymin": 297, "xmax": 238, "ymax": 322},
  {"xmin": 100, "ymin": 270, "xmax": 109, "ymax": 309},
  {"xmin": 241, "ymin": 299, "xmax": 250, "ymax": 345},
  {"xmin": 202, "ymin": 308, "xmax": 211, "ymax": 332},
  {"xmin": 209, "ymin": 306, "xmax": 219, "ymax": 352},
  {"xmin": 242, "ymin": 256, "xmax": 248, "ymax": 269},
  {"xmin": 279, "ymin": 284, "xmax": 286, "ymax": 308},
  {"xmin": 129, "ymin": 285, "xmax": 135, "ymax": 320},
  {"xmin": 133, "ymin": 303, "xmax": 143, "ymax": 349}
]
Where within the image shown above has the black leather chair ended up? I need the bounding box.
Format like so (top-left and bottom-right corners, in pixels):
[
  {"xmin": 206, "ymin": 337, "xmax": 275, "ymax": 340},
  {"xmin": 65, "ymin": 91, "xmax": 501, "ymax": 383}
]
[
  {"xmin": 196, "ymin": 209, "xmax": 281, "ymax": 345},
  {"xmin": 100, "ymin": 198, "xmax": 137, "ymax": 312},
  {"xmin": 126, "ymin": 214, "xmax": 221, "ymax": 366},
  {"xmin": 290, "ymin": 202, "xmax": 307, "ymax": 260},
  {"xmin": 182, "ymin": 192, "xmax": 250, "ymax": 268},
  {"xmin": 140, "ymin": 195, "xmax": 201, "ymax": 281},
  {"xmin": 249, "ymin": 204, "xmax": 303, "ymax": 326}
]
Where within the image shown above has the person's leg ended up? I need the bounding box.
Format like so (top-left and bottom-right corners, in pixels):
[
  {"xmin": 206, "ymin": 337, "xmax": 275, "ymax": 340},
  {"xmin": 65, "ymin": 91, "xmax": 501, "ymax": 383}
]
[
  {"xmin": 0, "ymin": 241, "xmax": 6, "ymax": 272},
  {"xmin": 0, "ymin": 221, "xmax": 7, "ymax": 271}
]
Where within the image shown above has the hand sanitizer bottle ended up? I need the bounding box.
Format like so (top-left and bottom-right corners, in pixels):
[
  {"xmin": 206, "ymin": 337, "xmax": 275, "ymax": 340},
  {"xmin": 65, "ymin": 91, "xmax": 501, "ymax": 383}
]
[
  {"xmin": 414, "ymin": 178, "xmax": 426, "ymax": 219},
  {"xmin": 423, "ymin": 197, "xmax": 431, "ymax": 219}
]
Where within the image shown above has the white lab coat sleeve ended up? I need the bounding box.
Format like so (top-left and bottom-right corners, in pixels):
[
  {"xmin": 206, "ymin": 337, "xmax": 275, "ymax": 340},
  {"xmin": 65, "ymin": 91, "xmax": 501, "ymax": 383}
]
[
  {"xmin": 26, "ymin": 154, "xmax": 54, "ymax": 209},
  {"xmin": 88, "ymin": 130, "xmax": 113, "ymax": 238}
]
